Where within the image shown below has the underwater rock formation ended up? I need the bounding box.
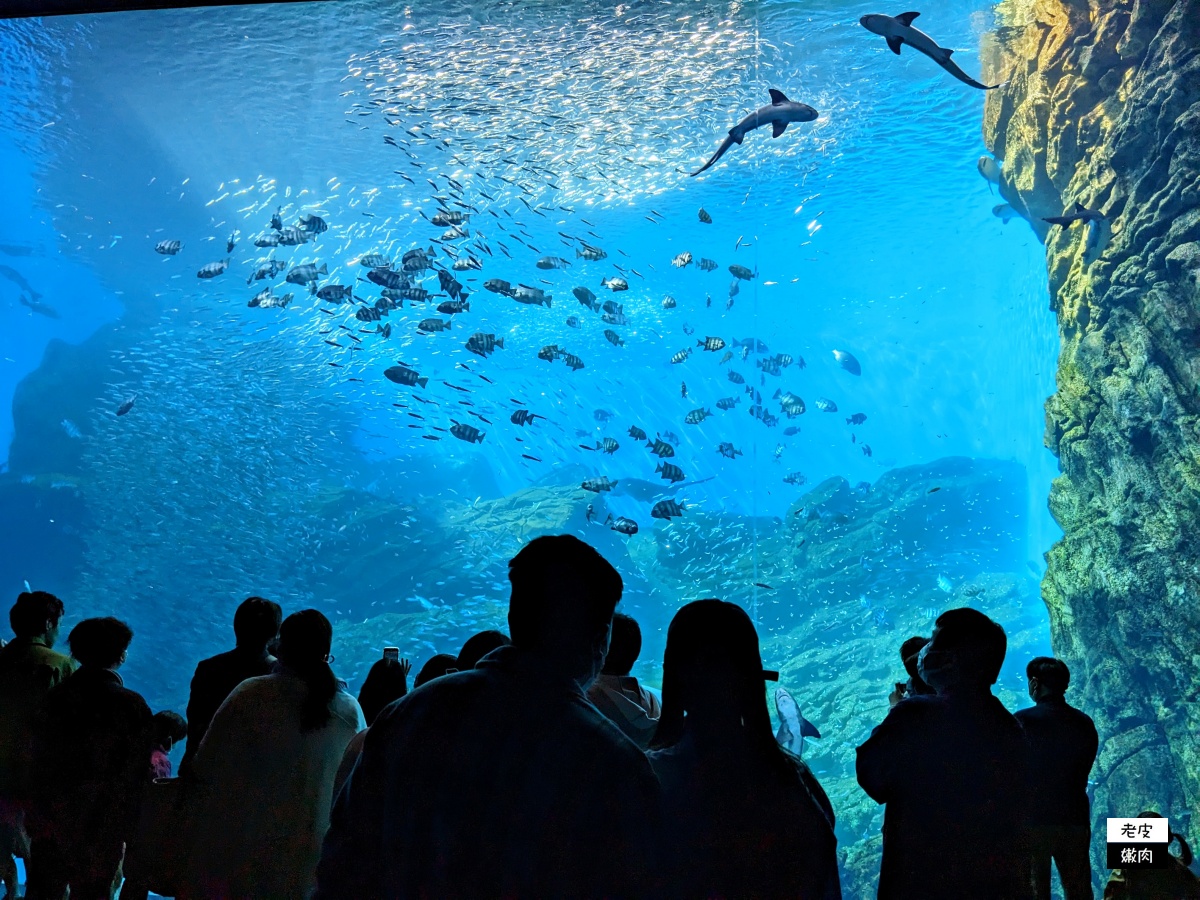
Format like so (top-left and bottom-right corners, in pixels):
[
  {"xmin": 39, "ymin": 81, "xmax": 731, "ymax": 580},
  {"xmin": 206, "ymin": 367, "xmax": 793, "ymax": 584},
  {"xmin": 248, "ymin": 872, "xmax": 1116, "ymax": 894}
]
[{"xmin": 985, "ymin": 0, "xmax": 1200, "ymax": 858}]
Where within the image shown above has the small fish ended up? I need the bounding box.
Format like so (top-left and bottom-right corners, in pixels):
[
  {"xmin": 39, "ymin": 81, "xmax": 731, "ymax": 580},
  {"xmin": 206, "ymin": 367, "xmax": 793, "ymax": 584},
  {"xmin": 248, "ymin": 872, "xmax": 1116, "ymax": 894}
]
[
  {"xmin": 717, "ymin": 442, "xmax": 743, "ymax": 459},
  {"xmin": 656, "ymin": 461, "xmax": 685, "ymax": 483},
  {"xmin": 672, "ymin": 251, "xmax": 693, "ymax": 268},
  {"xmin": 154, "ymin": 239, "xmax": 182, "ymax": 255},
  {"xmin": 576, "ymin": 245, "xmax": 607, "ymax": 261},
  {"xmin": 596, "ymin": 437, "xmax": 620, "ymax": 454},
  {"xmin": 368, "ymin": 269, "xmax": 409, "ymax": 290},
  {"xmin": 297, "ymin": 213, "xmax": 328, "ymax": 234},
  {"xmin": 562, "ymin": 353, "xmax": 586, "ymax": 371},
  {"xmin": 606, "ymin": 514, "xmax": 639, "ymax": 536},
  {"xmin": 536, "ymin": 256, "xmax": 571, "ymax": 270},
  {"xmin": 276, "ymin": 227, "xmax": 309, "ymax": 246},
  {"xmin": 662, "ymin": 295, "xmax": 677, "ymax": 310},
  {"xmin": 286, "ymin": 263, "xmax": 327, "ymax": 286},
  {"xmin": 359, "ymin": 254, "xmax": 392, "ymax": 268},
  {"xmin": 698, "ymin": 208, "xmax": 712, "ymax": 224},
  {"xmin": 437, "ymin": 299, "xmax": 470, "ymax": 315},
  {"xmin": 450, "ymin": 422, "xmax": 486, "ymax": 443},
  {"xmin": 681, "ymin": 382, "xmax": 688, "ymax": 399},
  {"xmin": 684, "ymin": 407, "xmax": 712, "ymax": 425},
  {"xmin": 355, "ymin": 307, "xmax": 382, "ymax": 322},
  {"xmin": 929, "ymin": 486, "xmax": 941, "ymax": 494},
  {"xmin": 716, "ymin": 397, "xmax": 740, "ymax": 411},
  {"xmin": 783, "ymin": 427, "xmax": 800, "ymax": 436},
  {"xmin": 538, "ymin": 345, "xmax": 563, "ymax": 362},
  {"xmin": 937, "ymin": 576, "xmax": 954, "ymax": 593},
  {"xmin": 698, "ymin": 258, "xmax": 718, "ymax": 272},
  {"xmin": 247, "ymin": 259, "xmax": 288, "ymax": 284},
  {"xmin": 254, "ymin": 232, "xmax": 283, "ymax": 248},
  {"xmin": 452, "ymin": 256, "xmax": 484, "ymax": 271},
  {"xmin": 774, "ymin": 390, "xmax": 806, "ymax": 417},
  {"xmin": 846, "ymin": 413, "xmax": 867, "ymax": 425},
  {"xmin": 873, "ymin": 608, "xmax": 894, "ymax": 630},
  {"xmin": 727, "ymin": 370, "xmax": 745, "ymax": 385},
  {"xmin": 485, "ymin": 279, "xmax": 514, "ymax": 296},
  {"xmin": 647, "ymin": 438, "xmax": 676, "ymax": 459},
  {"xmin": 384, "ymin": 366, "xmax": 429, "ymax": 388},
  {"xmin": 698, "ymin": 336, "xmax": 726, "ymax": 352},
  {"xmin": 565, "ymin": 316, "xmax": 581, "ymax": 328},
  {"xmin": 573, "ymin": 286, "xmax": 600, "ymax": 310},
  {"xmin": 671, "ymin": 348, "xmax": 692, "ymax": 365},
  {"xmin": 431, "ymin": 210, "xmax": 468, "ymax": 227},
  {"xmin": 719, "ymin": 350, "xmax": 733, "ymax": 365},
  {"xmin": 729, "ymin": 264, "xmax": 755, "ymax": 281},
  {"xmin": 814, "ymin": 398, "xmax": 838, "ymax": 413},
  {"xmin": 603, "ymin": 329, "xmax": 624, "ymax": 347},
  {"xmin": 116, "ymin": 395, "xmax": 137, "ymax": 416},
  {"xmin": 197, "ymin": 259, "xmax": 230, "ymax": 279},
  {"xmin": 601, "ymin": 276, "xmax": 628, "ymax": 292},
  {"xmin": 60, "ymin": 419, "xmax": 82, "ymax": 439},
  {"xmin": 417, "ymin": 318, "xmax": 452, "ymax": 333},
  {"xmin": 582, "ymin": 476, "xmax": 618, "ymax": 493},
  {"xmin": 512, "ymin": 285, "xmax": 551, "ymax": 307},
  {"xmin": 862, "ymin": 444, "xmax": 873, "ymax": 457},
  {"xmin": 783, "ymin": 472, "xmax": 807, "ymax": 485},
  {"xmin": 510, "ymin": 409, "xmax": 540, "ymax": 426},
  {"xmin": 833, "ymin": 350, "xmax": 861, "ymax": 376},
  {"xmin": 316, "ymin": 284, "xmax": 354, "ymax": 303},
  {"xmin": 993, "ymin": 203, "xmax": 1017, "ymax": 224},
  {"xmin": 652, "ymin": 499, "xmax": 686, "ymax": 519},
  {"xmin": 628, "ymin": 426, "xmax": 647, "ymax": 441},
  {"xmin": 595, "ymin": 409, "xmax": 615, "ymax": 423}
]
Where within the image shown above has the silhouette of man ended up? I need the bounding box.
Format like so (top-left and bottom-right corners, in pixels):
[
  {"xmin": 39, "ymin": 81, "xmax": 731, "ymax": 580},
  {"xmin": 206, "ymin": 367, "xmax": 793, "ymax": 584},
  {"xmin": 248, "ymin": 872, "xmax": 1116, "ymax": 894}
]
[
  {"xmin": 856, "ymin": 608, "xmax": 1031, "ymax": 900},
  {"xmin": 587, "ymin": 613, "xmax": 661, "ymax": 749},
  {"xmin": 27, "ymin": 617, "xmax": 152, "ymax": 900},
  {"xmin": 180, "ymin": 596, "xmax": 282, "ymax": 776},
  {"xmin": 316, "ymin": 535, "xmax": 662, "ymax": 899},
  {"xmin": 1015, "ymin": 657, "xmax": 1098, "ymax": 900}
]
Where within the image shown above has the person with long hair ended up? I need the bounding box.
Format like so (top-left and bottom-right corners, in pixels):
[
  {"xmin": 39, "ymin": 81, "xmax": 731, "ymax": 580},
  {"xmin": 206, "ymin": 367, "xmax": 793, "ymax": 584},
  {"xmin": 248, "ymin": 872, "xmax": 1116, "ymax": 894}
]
[
  {"xmin": 648, "ymin": 599, "xmax": 841, "ymax": 899},
  {"xmin": 180, "ymin": 609, "xmax": 364, "ymax": 899}
]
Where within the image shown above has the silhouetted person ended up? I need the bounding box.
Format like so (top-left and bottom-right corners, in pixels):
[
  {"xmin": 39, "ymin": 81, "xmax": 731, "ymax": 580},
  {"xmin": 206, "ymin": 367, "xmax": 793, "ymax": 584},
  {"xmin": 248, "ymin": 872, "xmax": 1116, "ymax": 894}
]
[
  {"xmin": 649, "ymin": 599, "xmax": 840, "ymax": 899},
  {"xmin": 413, "ymin": 652, "xmax": 458, "ymax": 687},
  {"xmin": 1103, "ymin": 812, "xmax": 1200, "ymax": 900},
  {"xmin": 457, "ymin": 628, "xmax": 511, "ymax": 670},
  {"xmin": 333, "ymin": 654, "xmax": 412, "ymax": 798},
  {"xmin": 26, "ymin": 617, "xmax": 152, "ymax": 900},
  {"xmin": 889, "ymin": 635, "xmax": 933, "ymax": 707},
  {"xmin": 180, "ymin": 609, "xmax": 364, "ymax": 900},
  {"xmin": 180, "ymin": 596, "xmax": 282, "ymax": 776},
  {"xmin": 0, "ymin": 592, "xmax": 75, "ymax": 899},
  {"xmin": 149, "ymin": 710, "xmax": 188, "ymax": 780},
  {"xmin": 121, "ymin": 710, "xmax": 189, "ymax": 900},
  {"xmin": 588, "ymin": 612, "xmax": 661, "ymax": 749},
  {"xmin": 1015, "ymin": 656, "xmax": 1098, "ymax": 900},
  {"xmin": 857, "ymin": 608, "xmax": 1032, "ymax": 900},
  {"xmin": 316, "ymin": 535, "xmax": 662, "ymax": 899}
]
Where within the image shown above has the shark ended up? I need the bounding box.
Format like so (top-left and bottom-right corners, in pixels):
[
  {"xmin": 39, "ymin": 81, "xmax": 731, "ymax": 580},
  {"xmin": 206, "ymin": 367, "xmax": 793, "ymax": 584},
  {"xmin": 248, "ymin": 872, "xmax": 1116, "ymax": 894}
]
[
  {"xmin": 690, "ymin": 89, "xmax": 818, "ymax": 177},
  {"xmin": 859, "ymin": 12, "xmax": 1001, "ymax": 90},
  {"xmin": 1044, "ymin": 202, "xmax": 1111, "ymax": 265}
]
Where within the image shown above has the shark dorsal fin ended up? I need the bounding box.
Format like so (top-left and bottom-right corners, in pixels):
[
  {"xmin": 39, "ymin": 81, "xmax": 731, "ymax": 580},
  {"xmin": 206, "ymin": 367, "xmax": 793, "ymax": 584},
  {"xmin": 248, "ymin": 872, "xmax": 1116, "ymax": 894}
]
[
  {"xmin": 895, "ymin": 10, "xmax": 920, "ymax": 25},
  {"xmin": 772, "ymin": 121, "xmax": 789, "ymax": 138},
  {"xmin": 943, "ymin": 47, "xmax": 955, "ymax": 56},
  {"xmin": 1075, "ymin": 201, "xmax": 1087, "ymax": 212},
  {"xmin": 886, "ymin": 35, "xmax": 903, "ymax": 54},
  {"xmin": 768, "ymin": 88, "xmax": 790, "ymax": 105}
]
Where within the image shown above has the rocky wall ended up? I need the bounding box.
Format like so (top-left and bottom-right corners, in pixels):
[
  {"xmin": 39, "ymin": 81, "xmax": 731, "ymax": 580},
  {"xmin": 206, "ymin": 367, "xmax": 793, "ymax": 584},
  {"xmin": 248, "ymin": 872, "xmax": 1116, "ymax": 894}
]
[{"xmin": 983, "ymin": 0, "xmax": 1200, "ymax": 859}]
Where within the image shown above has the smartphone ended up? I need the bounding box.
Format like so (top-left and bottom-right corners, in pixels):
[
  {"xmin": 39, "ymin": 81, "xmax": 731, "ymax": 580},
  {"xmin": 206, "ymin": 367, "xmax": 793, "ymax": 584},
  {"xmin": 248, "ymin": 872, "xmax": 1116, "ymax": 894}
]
[
  {"xmin": 895, "ymin": 682, "xmax": 907, "ymax": 695},
  {"xmin": 383, "ymin": 647, "xmax": 400, "ymax": 661}
]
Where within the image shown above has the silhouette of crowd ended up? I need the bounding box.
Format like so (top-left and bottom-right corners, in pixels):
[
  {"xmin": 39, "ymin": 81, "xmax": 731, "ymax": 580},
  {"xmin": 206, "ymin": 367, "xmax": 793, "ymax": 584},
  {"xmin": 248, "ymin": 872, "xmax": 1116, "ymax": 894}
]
[{"xmin": 0, "ymin": 534, "xmax": 1195, "ymax": 899}]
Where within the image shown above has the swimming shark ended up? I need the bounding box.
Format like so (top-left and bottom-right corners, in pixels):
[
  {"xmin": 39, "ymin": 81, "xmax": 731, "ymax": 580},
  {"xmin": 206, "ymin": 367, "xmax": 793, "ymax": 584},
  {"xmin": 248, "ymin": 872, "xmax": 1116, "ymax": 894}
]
[
  {"xmin": 690, "ymin": 89, "xmax": 818, "ymax": 177},
  {"xmin": 859, "ymin": 12, "xmax": 1001, "ymax": 90},
  {"xmin": 775, "ymin": 686, "xmax": 821, "ymax": 758},
  {"xmin": 1045, "ymin": 203, "xmax": 1111, "ymax": 266}
]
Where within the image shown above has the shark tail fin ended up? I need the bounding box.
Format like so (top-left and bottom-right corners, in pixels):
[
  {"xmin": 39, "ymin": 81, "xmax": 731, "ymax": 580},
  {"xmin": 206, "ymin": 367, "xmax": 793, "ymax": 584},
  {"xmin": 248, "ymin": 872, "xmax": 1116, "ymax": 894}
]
[{"xmin": 895, "ymin": 10, "xmax": 920, "ymax": 24}]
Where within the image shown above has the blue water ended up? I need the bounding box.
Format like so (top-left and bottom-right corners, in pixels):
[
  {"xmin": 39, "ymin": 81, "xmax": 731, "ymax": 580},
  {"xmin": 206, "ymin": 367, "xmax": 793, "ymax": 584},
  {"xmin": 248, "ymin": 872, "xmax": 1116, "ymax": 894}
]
[{"xmin": 2, "ymin": 1, "xmax": 1062, "ymax": 887}]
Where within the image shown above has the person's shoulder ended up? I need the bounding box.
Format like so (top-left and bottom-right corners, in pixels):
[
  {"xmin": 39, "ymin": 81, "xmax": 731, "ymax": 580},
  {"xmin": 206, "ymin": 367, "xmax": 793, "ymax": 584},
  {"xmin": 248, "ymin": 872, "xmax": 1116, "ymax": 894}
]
[{"xmin": 330, "ymin": 689, "xmax": 365, "ymax": 727}]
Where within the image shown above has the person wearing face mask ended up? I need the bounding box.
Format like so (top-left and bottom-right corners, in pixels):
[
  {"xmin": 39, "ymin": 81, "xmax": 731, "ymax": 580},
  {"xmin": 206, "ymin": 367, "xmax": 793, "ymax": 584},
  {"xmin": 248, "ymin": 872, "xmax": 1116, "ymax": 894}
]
[
  {"xmin": 315, "ymin": 535, "xmax": 663, "ymax": 900},
  {"xmin": 856, "ymin": 608, "xmax": 1032, "ymax": 900}
]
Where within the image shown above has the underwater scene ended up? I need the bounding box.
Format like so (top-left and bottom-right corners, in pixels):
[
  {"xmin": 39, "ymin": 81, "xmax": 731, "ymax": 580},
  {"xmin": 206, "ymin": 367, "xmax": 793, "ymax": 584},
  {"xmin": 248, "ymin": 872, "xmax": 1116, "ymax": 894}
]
[{"xmin": 13, "ymin": 0, "xmax": 1196, "ymax": 891}]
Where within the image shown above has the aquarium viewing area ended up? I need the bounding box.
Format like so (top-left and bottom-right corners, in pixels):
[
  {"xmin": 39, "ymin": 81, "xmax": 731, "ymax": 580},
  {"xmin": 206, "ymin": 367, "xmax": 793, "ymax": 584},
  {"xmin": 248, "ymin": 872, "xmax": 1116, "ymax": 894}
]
[{"xmin": 1, "ymin": 0, "xmax": 1198, "ymax": 896}]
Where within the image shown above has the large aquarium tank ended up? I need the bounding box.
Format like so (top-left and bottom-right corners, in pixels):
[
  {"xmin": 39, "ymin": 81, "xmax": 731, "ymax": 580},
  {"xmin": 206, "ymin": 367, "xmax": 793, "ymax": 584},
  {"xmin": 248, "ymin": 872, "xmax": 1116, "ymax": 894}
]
[{"xmin": 9, "ymin": 0, "xmax": 1197, "ymax": 893}]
